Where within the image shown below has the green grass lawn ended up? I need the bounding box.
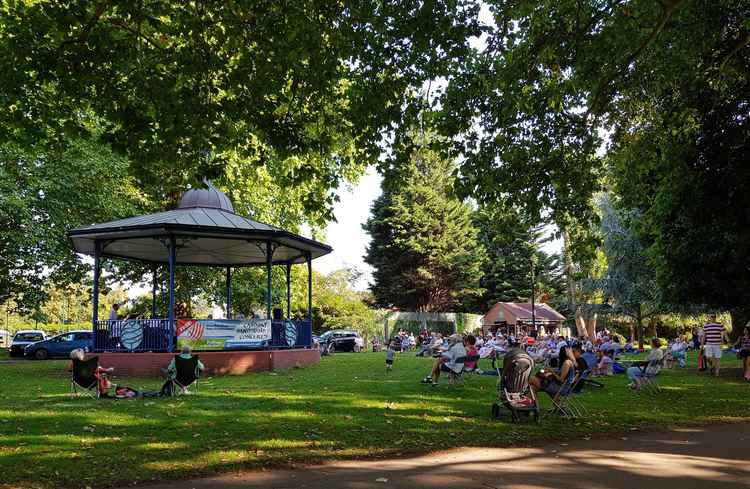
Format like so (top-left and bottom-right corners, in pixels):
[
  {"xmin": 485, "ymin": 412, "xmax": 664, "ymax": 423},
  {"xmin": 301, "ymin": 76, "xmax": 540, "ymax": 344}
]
[{"xmin": 0, "ymin": 350, "xmax": 747, "ymax": 489}]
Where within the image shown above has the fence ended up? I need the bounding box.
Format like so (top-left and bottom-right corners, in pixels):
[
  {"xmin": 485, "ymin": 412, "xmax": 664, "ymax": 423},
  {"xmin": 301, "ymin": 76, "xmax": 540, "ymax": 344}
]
[
  {"xmin": 94, "ymin": 319, "xmax": 173, "ymax": 352},
  {"xmin": 271, "ymin": 320, "xmax": 313, "ymax": 348},
  {"xmin": 94, "ymin": 318, "xmax": 313, "ymax": 352}
]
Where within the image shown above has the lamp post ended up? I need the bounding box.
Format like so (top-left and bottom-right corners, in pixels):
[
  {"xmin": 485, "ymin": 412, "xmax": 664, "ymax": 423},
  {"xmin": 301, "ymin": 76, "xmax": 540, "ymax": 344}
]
[{"xmin": 530, "ymin": 255, "xmax": 536, "ymax": 335}]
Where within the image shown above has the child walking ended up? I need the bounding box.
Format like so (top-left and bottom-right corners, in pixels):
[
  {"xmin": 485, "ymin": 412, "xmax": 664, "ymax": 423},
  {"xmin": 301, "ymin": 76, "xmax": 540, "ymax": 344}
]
[{"xmin": 385, "ymin": 340, "xmax": 396, "ymax": 372}]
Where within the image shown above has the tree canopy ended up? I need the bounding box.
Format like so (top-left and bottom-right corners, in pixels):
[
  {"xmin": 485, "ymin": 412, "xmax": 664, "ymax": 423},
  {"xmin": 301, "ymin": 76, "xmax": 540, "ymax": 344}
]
[
  {"xmin": 0, "ymin": 1, "xmax": 479, "ymax": 215},
  {"xmin": 472, "ymin": 204, "xmax": 564, "ymax": 312},
  {"xmin": 432, "ymin": 0, "xmax": 748, "ymax": 226},
  {"xmin": 364, "ymin": 147, "xmax": 484, "ymax": 312},
  {"xmin": 608, "ymin": 58, "xmax": 750, "ymax": 335},
  {"xmin": 0, "ymin": 138, "xmax": 140, "ymax": 314},
  {"xmin": 594, "ymin": 194, "xmax": 662, "ymax": 347}
]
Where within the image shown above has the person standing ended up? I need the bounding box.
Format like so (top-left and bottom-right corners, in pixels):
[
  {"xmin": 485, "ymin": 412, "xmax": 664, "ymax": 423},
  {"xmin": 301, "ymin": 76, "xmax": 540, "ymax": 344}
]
[
  {"xmin": 695, "ymin": 325, "xmax": 705, "ymax": 349},
  {"xmin": 701, "ymin": 315, "xmax": 729, "ymax": 377},
  {"xmin": 385, "ymin": 341, "xmax": 396, "ymax": 372},
  {"xmin": 108, "ymin": 303, "xmax": 121, "ymax": 347},
  {"xmin": 734, "ymin": 324, "xmax": 750, "ymax": 382},
  {"xmin": 108, "ymin": 303, "xmax": 119, "ymax": 321}
]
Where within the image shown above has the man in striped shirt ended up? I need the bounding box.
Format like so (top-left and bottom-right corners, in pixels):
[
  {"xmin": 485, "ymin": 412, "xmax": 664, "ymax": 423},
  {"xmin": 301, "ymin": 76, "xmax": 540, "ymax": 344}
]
[{"xmin": 701, "ymin": 314, "xmax": 729, "ymax": 376}]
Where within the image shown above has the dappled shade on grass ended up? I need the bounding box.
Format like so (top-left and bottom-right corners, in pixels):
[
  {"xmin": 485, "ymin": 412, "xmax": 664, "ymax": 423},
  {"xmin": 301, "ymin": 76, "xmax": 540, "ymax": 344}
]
[{"xmin": 0, "ymin": 351, "xmax": 746, "ymax": 488}]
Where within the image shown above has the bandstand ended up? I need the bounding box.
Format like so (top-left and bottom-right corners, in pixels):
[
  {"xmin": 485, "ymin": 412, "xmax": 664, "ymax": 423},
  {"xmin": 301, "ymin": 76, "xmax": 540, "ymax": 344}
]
[{"xmin": 68, "ymin": 182, "xmax": 329, "ymax": 376}]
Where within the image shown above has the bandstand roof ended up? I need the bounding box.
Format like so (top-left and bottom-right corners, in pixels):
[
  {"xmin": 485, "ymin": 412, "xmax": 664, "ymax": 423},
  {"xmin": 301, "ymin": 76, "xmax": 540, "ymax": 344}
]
[{"xmin": 68, "ymin": 182, "xmax": 332, "ymax": 266}]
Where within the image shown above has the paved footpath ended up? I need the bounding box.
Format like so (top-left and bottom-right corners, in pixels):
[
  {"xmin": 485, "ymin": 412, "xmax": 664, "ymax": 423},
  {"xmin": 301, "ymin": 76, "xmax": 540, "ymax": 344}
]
[{"xmin": 138, "ymin": 422, "xmax": 750, "ymax": 489}]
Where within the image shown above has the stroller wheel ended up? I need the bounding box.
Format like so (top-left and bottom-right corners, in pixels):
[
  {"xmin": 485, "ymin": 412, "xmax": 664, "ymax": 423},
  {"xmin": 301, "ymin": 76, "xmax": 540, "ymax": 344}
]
[{"xmin": 491, "ymin": 403, "xmax": 500, "ymax": 419}]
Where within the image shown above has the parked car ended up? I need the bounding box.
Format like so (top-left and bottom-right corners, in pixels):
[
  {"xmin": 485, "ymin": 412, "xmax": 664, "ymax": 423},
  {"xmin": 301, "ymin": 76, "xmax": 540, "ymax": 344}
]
[
  {"xmin": 316, "ymin": 330, "xmax": 362, "ymax": 354},
  {"xmin": 24, "ymin": 331, "xmax": 93, "ymax": 360},
  {"xmin": 9, "ymin": 330, "xmax": 47, "ymax": 357}
]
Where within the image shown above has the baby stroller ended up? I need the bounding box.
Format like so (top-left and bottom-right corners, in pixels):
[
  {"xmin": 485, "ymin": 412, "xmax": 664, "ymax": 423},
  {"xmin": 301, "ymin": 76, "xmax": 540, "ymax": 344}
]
[{"xmin": 491, "ymin": 348, "xmax": 540, "ymax": 422}]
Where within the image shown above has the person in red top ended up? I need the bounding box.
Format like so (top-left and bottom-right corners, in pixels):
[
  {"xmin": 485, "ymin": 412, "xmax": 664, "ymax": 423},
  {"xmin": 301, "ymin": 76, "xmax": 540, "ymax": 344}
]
[{"xmin": 464, "ymin": 334, "xmax": 478, "ymax": 370}]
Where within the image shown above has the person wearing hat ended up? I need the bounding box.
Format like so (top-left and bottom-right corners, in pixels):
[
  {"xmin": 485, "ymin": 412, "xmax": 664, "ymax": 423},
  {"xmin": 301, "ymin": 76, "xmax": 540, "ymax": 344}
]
[{"xmin": 421, "ymin": 334, "xmax": 466, "ymax": 385}]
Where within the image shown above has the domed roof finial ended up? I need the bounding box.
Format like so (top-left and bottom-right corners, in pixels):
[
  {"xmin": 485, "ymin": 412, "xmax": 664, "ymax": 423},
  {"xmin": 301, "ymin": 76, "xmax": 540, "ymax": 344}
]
[{"xmin": 178, "ymin": 180, "xmax": 234, "ymax": 213}]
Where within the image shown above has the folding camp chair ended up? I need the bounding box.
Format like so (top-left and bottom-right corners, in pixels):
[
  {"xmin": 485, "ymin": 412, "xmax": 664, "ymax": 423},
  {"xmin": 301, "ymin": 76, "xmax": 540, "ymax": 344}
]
[
  {"xmin": 638, "ymin": 358, "xmax": 662, "ymax": 395},
  {"xmin": 70, "ymin": 356, "xmax": 100, "ymax": 399},
  {"xmin": 448, "ymin": 354, "xmax": 481, "ymax": 385},
  {"xmin": 567, "ymin": 369, "xmax": 592, "ymax": 416},
  {"xmin": 548, "ymin": 372, "xmax": 583, "ymax": 418},
  {"xmin": 447, "ymin": 356, "xmax": 467, "ymax": 385},
  {"xmin": 169, "ymin": 355, "xmax": 201, "ymax": 396}
]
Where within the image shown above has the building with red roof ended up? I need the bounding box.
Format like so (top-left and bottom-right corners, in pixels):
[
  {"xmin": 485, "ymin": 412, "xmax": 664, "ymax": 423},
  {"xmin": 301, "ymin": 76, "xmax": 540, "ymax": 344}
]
[{"xmin": 482, "ymin": 302, "xmax": 567, "ymax": 337}]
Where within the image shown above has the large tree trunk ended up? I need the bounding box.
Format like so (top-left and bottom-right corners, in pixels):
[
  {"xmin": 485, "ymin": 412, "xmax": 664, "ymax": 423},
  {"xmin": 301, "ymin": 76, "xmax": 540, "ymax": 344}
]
[
  {"xmin": 636, "ymin": 306, "xmax": 644, "ymax": 350},
  {"xmin": 585, "ymin": 312, "xmax": 597, "ymax": 339},
  {"xmin": 574, "ymin": 308, "xmax": 587, "ymax": 337},
  {"xmin": 562, "ymin": 229, "xmax": 578, "ymax": 329},
  {"xmin": 729, "ymin": 307, "xmax": 750, "ymax": 341},
  {"xmin": 574, "ymin": 307, "xmax": 597, "ymax": 339}
]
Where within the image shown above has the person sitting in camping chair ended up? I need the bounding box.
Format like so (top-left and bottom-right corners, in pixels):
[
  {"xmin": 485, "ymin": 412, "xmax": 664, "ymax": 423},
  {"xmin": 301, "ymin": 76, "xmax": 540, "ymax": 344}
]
[
  {"xmin": 69, "ymin": 348, "xmax": 116, "ymax": 397},
  {"xmin": 627, "ymin": 337, "xmax": 664, "ymax": 391},
  {"xmin": 163, "ymin": 346, "xmax": 204, "ymax": 395},
  {"xmin": 421, "ymin": 334, "xmax": 466, "ymax": 386},
  {"xmin": 528, "ymin": 345, "xmax": 577, "ymax": 399}
]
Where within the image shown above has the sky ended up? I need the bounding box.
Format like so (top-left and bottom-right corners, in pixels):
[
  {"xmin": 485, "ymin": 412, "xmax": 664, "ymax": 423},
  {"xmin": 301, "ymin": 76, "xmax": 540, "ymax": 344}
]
[
  {"xmin": 311, "ymin": 165, "xmax": 563, "ymax": 293},
  {"xmin": 312, "ymin": 166, "xmax": 382, "ymax": 291}
]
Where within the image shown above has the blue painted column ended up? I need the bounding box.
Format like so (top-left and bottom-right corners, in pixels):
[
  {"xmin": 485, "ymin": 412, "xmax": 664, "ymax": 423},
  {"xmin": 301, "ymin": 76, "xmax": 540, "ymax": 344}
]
[
  {"xmin": 92, "ymin": 240, "xmax": 101, "ymax": 333},
  {"xmin": 266, "ymin": 241, "xmax": 273, "ymax": 319},
  {"xmin": 285, "ymin": 262, "xmax": 291, "ymax": 318},
  {"xmin": 168, "ymin": 235, "xmax": 176, "ymax": 352},
  {"xmin": 151, "ymin": 265, "xmax": 158, "ymax": 319},
  {"xmin": 226, "ymin": 266, "xmax": 232, "ymax": 319},
  {"xmin": 307, "ymin": 251, "xmax": 312, "ymax": 326}
]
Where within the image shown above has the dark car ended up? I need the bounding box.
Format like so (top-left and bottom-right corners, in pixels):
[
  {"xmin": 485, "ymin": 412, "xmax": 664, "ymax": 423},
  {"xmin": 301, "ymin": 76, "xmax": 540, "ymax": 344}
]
[
  {"xmin": 316, "ymin": 330, "xmax": 362, "ymax": 354},
  {"xmin": 24, "ymin": 331, "xmax": 93, "ymax": 360},
  {"xmin": 9, "ymin": 330, "xmax": 46, "ymax": 357}
]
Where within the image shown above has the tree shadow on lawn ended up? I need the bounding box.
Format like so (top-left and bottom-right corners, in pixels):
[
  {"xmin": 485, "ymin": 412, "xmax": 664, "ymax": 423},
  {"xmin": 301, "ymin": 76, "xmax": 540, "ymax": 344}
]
[
  {"xmin": 1, "ymin": 357, "xmax": 748, "ymax": 488},
  {"xmin": 142, "ymin": 423, "xmax": 750, "ymax": 489}
]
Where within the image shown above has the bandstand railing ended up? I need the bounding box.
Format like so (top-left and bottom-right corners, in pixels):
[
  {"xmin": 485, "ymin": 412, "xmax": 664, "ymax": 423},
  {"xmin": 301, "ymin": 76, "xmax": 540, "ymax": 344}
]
[
  {"xmin": 94, "ymin": 319, "xmax": 173, "ymax": 352},
  {"xmin": 93, "ymin": 318, "xmax": 313, "ymax": 352}
]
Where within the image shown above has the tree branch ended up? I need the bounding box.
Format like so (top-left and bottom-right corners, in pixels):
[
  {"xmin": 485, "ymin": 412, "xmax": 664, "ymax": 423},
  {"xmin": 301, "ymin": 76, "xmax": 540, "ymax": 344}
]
[
  {"xmin": 106, "ymin": 19, "xmax": 165, "ymax": 50},
  {"xmin": 59, "ymin": 1, "xmax": 110, "ymax": 49},
  {"xmin": 719, "ymin": 30, "xmax": 750, "ymax": 73},
  {"xmin": 589, "ymin": 0, "xmax": 685, "ymax": 117}
]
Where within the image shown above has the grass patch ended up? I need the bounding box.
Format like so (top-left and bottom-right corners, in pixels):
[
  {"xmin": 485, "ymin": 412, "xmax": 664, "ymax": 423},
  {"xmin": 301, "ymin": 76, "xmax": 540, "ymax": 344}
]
[{"xmin": 0, "ymin": 350, "xmax": 747, "ymax": 488}]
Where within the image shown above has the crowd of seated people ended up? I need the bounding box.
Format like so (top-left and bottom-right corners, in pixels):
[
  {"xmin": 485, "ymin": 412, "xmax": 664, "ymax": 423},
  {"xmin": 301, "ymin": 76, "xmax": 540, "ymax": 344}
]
[
  {"xmin": 389, "ymin": 330, "xmax": 417, "ymax": 352},
  {"xmin": 409, "ymin": 324, "xmax": 680, "ymax": 395}
]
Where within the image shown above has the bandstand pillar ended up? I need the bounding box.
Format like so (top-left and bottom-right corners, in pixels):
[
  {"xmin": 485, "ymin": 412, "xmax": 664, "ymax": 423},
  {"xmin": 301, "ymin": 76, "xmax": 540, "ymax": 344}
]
[
  {"xmin": 307, "ymin": 251, "xmax": 312, "ymax": 326},
  {"xmin": 225, "ymin": 266, "xmax": 232, "ymax": 319},
  {"xmin": 285, "ymin": 262, "xmax": 291, "ymax": 318},
  {"xmin": 266, "ymin": 241, "xmax": 273, "ymax": 319},
  {"xmin": 92, "ymin": 240, "xmax": 101, "ymax": 331},
  {"xmin": 168, "ymin": 235, "xmax": 176, "ymax": 351}
]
